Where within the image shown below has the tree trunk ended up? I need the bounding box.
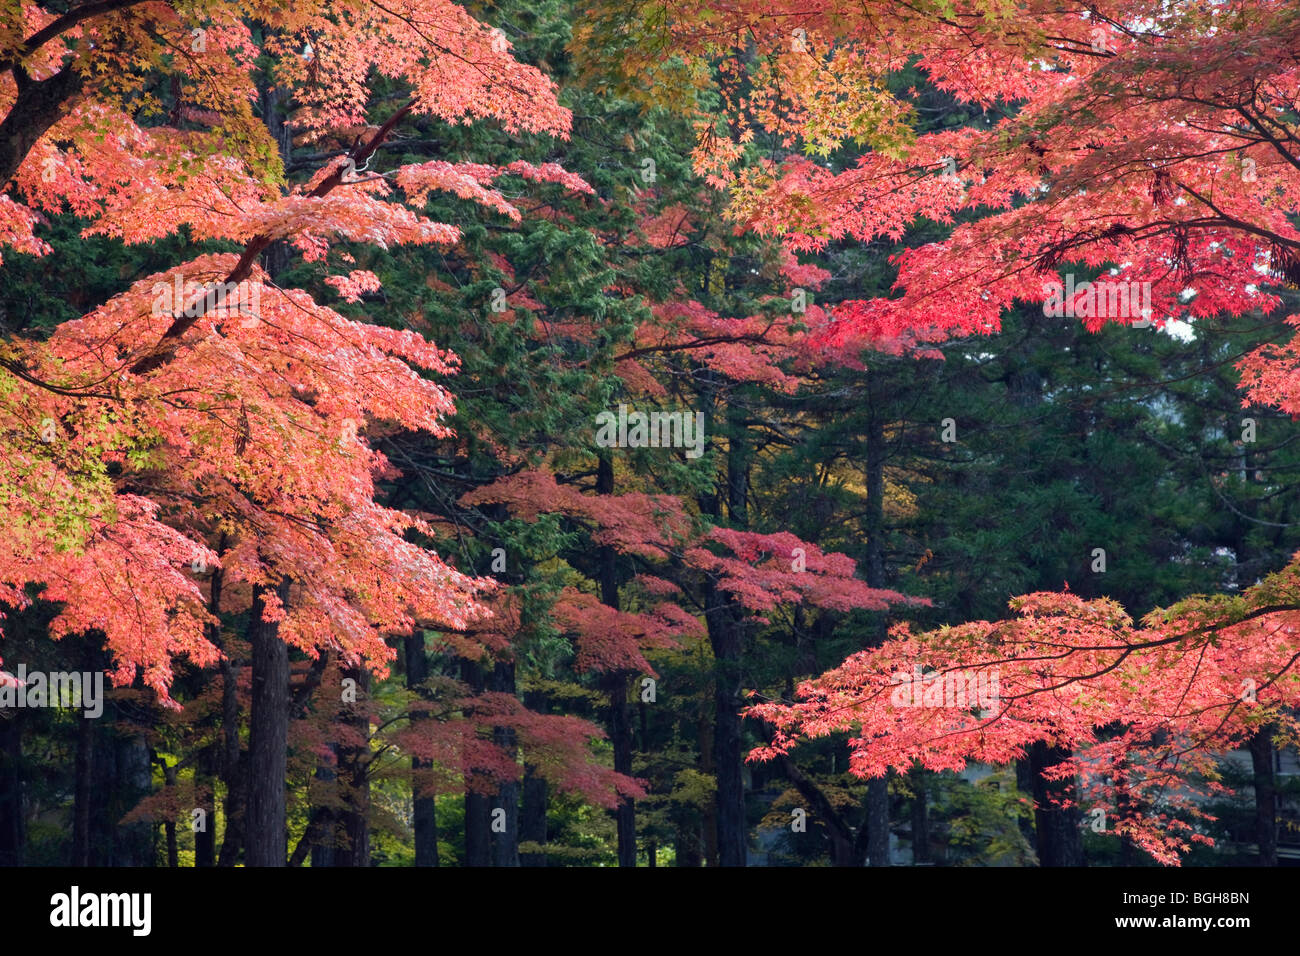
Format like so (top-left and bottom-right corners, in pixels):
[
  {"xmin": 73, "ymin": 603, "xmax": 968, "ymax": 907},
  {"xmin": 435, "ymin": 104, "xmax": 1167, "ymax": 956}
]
[
  {"xmin": 462, "ymin": 658, "xmax": 492, "ymax": 867},
  {"xmin": 706, "ymin": 590, "xmax": 746, "ymax": 867},
  {"xmin": 113, "ymin": 733, "xmax": 154, "ymax": 866},
  {"xmin": 705, "ymin": 398, "xmax": 749, "ymax": 867},
  {"xmin": 910, "ymin": 768, "xmax": 930, "ymax": 864},
  {"xmin": 596, "ymin": 454, "xmax": 638, "ymax": 866},
  {"xmin": 339, "ymin": 666, "xmax": 371, "ymax": 866},
  {"xmin": 490, "ymin": 660, "xmax": 520, "ymax": 867},
  {"xmin": 1028, "ymin": 741, "xmax": 1085, "ymax": 867},
  {"xmin": 162, "ymin": 759, "xmax": 179, "ymax": 867},
  {"xmin": 1248, "ymin": 725, "xmax": 1277, "ymax": 866},
  {"xmin": 520, "ymin": 762, "xmax": 548, "ymax": 867},
  {"xmin": 0, "ymin": 715, "xmax": 22, "ymax": 866},
  {"xmin": 246, "ymin": 579, "xmax": 292, "ymax": 867},
  {"xmin": 405, "ymin": 631, "xmax": 439, "ymax": 867},
  {"xmin": 194, "ymin": 745, "xmax": 216, "ymax": 867},
  {"xmin": 0, "ymin": 66, "xmax": 84, "ymax": 189},
  {"xmin": 862, "ymin": 414, "xmax": 892, "ymax": 865},
  {"xmin": 72, "ymin": 713, "xmax": 93, "ymax": 866},
  {"xmin": 865, "ymin": 776, "xmax": 891, "ymax": 866},
  {"xmin": 308, "ymin": 762, "xmax": 338, "ymax": 868},
  {"xmin": 217, "ymin": 655, "xmax": 246, "ymax": 867}
]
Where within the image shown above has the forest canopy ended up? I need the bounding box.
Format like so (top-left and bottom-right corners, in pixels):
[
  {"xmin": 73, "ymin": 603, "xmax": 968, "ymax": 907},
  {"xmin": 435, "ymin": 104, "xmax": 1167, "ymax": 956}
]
[{"xmin": 1, "ymin": 0, "xmax": 1299, "ymax": 872}]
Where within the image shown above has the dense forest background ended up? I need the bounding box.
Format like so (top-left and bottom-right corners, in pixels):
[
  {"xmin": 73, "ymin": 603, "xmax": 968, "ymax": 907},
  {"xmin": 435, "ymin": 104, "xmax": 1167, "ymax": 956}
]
[{"xmin": 3, "ymin": 0, "xmax": 1299, "ymax": 867}]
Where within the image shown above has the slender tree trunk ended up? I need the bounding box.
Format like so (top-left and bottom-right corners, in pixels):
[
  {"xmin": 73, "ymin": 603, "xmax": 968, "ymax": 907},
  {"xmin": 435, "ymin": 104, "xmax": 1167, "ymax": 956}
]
[
  {"xmin": 462, "ymin": 658, "xmax": 492, "ymax": 867},
  {"xmin": 675, "ymin": 812, "xmax": 704, "ymax": 867},
  {"xmin": 309, "ymin": 762, "xmax": 338, "ymax": 868},
  {"xmin": 72, "ymin": 713, "xmax": 93, "ymax": 866},
  {"xmin": 490, "ymin": 660, "xmax": 520, "ymax": 867},
  {"xmin": 705, "ymin": 398, "xmax": 749, "ymax": 867},
  {"xmin": 910, "ymin": 768, "xmax": 930, "ymax": 864},
  {"xmin": 520, "ymin": 762, "xmax": 548, "ymax": 867},
  {"xmin": 405, "ymin": 631, "xmax": 439, "ymax": 867},
  {"xmin": 114, "ymin": 733, "xmax": 154, "ymax": 866},
  {"xmin": 1028, "ymin": 741, "xmax": 1085, "ymax": 866},
  {"xmin": 1248, "ymin": 725, "xmax": 1277, "ymax": 866},
  {"xmin": 706, "ymin": 590, "xmax": 746, "ymax": 867},
  {"xmin": 217, "ymin": 655, "xmax": 245, "ymax": 867},
  {"xmin": 865, "ymin": 776, "xmax": 891, "ymax": 866},
  {"xmin": 194, "ymin": 745, "xmax": 216, "ymax": 867},
  {"xmin": 162, "ymin": 759, "xmax": 179, "ymax": 867},
  {"xmin": 863, "ymin": 414, "xmax": 892, "ymax": 866},
  {"xmin": 338, "ymin": 666, "xmax": 371, "ymax": 866},
  {"xmin": 778, "ymin": 754, "xmax": 858, "ymax": 865},
  {"xmin": 596, "ymin": 454, "xmax": 638, "ymax": 866},
  {"xmin": 0, "ymin": 715, "xmax": 22, "ymax": 866},
  {"xmin": 246, "ymin": 579, "xmax": 292, "ymax": 867},
  {"xmin": 699, "ymin": 643, "xmax": 718, "ymax": 867},
  {"xmin": 243, "ymin": 70, "xmax": 297, "ymax": 871}
]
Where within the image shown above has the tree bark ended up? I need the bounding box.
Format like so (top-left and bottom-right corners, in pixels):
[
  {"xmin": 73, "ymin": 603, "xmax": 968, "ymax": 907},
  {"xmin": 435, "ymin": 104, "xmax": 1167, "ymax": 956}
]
[
  {"xmin": 910, "ymin": 768, "xmax": 930, "ymax": 864},
  {"xmin": 865, "ymin": 776, "xmax": 891, "ymax": 866},
  {"xmin": 462, "ymin": 658, "xmax": 492, "ymax": 867},
  {"xmin": 1248, "ymin": 725, "xmax": 1277, "ymax": 866},
  {"xmin": 217, "ymin": 655, "xmax": 246, "ymax": 867},
  {"xmin": 0, "ymin": 66, "xmax": 84, "ymax": 189},
  {"xmin": 489, "ymin": 660, "xmax": 520, "ymax": 867},
  {"xmin": 0, "ymin": 715, "xmax": 22, "ymax": 866},
  {"xmin": 246, "ymin": 579, "xmax": 292, "ymax": 867},
  {"xmin": 405, "ymin": 631, "xmax": 439, "ymax": 867},
  {"xmin": 72, "ymin": 713, "xmax": 93, "ymax": 866},
  {"xmin": 1028, "ymin": 741, "xmax": 1085, "ymax": 867},
  {"xmin": 194, "ymin": 744, "xmax": 216, "ymax": 867},
  {"xmin": 338, "ymin": 666, "xmax": 371, "ymax": 866},
  {"xmin": 595, "ymin": 453, "xmax": 638, "ymax": 866},
  {"xmin": 520, "ymin": 762, "xmax": 548, "ymax": 867}
]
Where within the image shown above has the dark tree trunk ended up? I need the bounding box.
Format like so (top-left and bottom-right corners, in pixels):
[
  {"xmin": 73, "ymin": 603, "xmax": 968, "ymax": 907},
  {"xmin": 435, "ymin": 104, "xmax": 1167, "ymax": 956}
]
[
  {"xmin": 309, "ymin": 761, "xmax": 338, "ymax": 868},
  {"xmin": 675, "ymin": 813, "xmax": 704, "ymax": 867},
  {"xmin": 862, "ymin": 414, "xmax": 892, "ymax": 865},
  {"xmin": 162, "ymin": 759, "xmax": 179, "ymax": 868},
  {"xmin": 464, "ymin": 789, "xmax": 492, "ymax": 867},
  {"xmin": 405, "ymin": 631, "xmax": 439, "ymax": 867},
  {"xmin": 72, "ymin": 713, "xmax": 93, "ymax": 866},
  {"xmin": 704, "ymin": 398, "xmax": 750, "ymax": 867},
  {"xmin": 195, "ymin": 541, "xmax": 225, "ymax": 868},
  {"xmin": 910, "ymin": 768, "xmax": 930, "ymax": 864},
  {"xmin": 706, "ymin": 590, "xmax": 746, "ymax": 867},
  {"xmin": 605, "ymin": 671, "xmax": 635, "ymax": 866},
  {"xmin": 217, "ymin": 655, "xmax": 246, "ymax": 867},
  {"xmin": 1248, "ymin": 725, "xmax": 1277, "ymax": 866},
  {"xmin": 114, "ymin": 733, "xmax": 154, "ymax": 866},
  {"xmin": 1028, "ymin": 741, "xmax": 1085, "ymax": 867},
  {"xmin": 520, "ymin": 762, "xmax": 548, "ymax": 867},
  {"xmin": 489, "ymin": 660, "xmax": 520, "ymax": 867},
  {"xmin": 0, "ymin": 715, "xmax": 22, "ymax": 866},
  {"xmin": 0, "ymin": 66, "xmax": 83, "ymax": 189},
  {"xmin": 246, "ymin": 579, "xmax": 292, "ymax": 867},
  {"xmin": 339, "ymin": 666, "xmax": 371, "ymax": 866},
  {"xmin": 596, "ymin": 454, "xmax": 638, "ymax": 866},
  {"xmin": 865, "ymin": 776, "xmax": 891, "ymax": 866},
  {"xmin": 779, "ymin": 754, "xmax": 859, "ymax": 865},
  {"xmin": 462, "ymin": 658, "xmax": 492, "ymax": 867},
  {"xmin": 698, "ymin": 684, "xmax": 717, "ymax": 867},
  {"xmin": 194, "ymin": 745, "xmax": 216, "ymax": 867}
]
